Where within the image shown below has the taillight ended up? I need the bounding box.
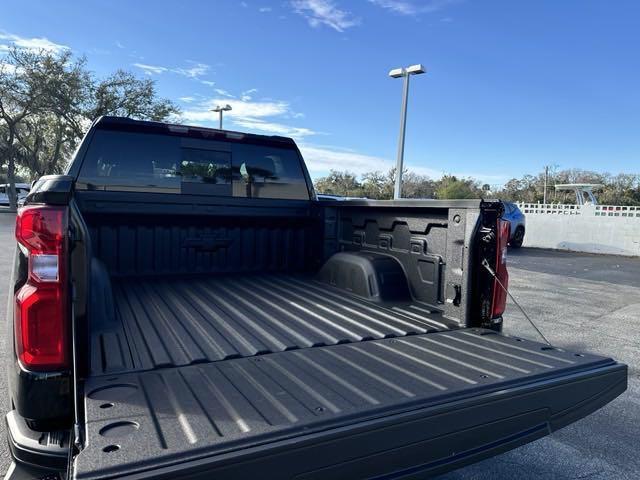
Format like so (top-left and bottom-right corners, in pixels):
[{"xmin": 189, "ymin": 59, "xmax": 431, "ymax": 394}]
[
  {"xmin": 14, "ymin": 206, "xmax": 69, "ymax": 371},
  {"xmin": 491, "ymin": 219, "xmax": 510, "ymax": 318}
]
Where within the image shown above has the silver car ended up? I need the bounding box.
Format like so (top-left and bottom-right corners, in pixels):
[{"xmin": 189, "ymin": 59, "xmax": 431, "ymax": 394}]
[{"xmin": 0, "ymin": 183, "xmax": 30, "ymax": 206}]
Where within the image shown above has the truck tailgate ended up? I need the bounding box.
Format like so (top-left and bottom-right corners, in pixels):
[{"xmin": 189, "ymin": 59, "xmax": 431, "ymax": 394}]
[{"xmin": 73, "ymin": 329, "xmax": 626, "ymax": 479}]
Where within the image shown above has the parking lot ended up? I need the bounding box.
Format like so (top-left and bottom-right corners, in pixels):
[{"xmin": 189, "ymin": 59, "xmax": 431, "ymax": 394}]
[
  {"xmin": 0, "ymin": 211, "xmax": 638, "ymax": 478},
  {"xmin": 439, "ymin": 247, "xmax": 640, "ymax": 479}
]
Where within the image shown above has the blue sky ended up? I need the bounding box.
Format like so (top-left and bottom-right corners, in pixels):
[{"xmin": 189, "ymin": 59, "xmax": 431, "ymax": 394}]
[{"xmin": 2, "ymin": 0, "xmax": 639, "ymax": 185}]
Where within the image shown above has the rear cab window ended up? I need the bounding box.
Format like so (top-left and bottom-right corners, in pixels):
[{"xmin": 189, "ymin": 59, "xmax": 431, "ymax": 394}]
[{"xmin": 76, "ymin": 127, "xmax": 310, "ymax": 200}]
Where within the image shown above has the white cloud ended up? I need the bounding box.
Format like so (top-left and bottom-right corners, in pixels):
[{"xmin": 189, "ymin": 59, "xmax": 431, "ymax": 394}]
[
  {"xmin": 259, "ymin": 6, "xmax": 272, "ymax": 12},
  {"xmin": 133, "ymin": 60, "xmax": 211, "ymax": 79},
  {"xmin": 297, "ymin": 144, "xmax": 505, "ymax": 183},
  {"xmin": 368, "ymin": 0, "xmax": 416, "ymax": 15},
  {"xmin": 172, "ymin": 61, "xmax": 210, "ymax": 78},
  {"xmin": 241, "ymin": 88, "xmax": 258, "ymax": 101},
  {"xmin": 225, "ymin": 98, "xmax": 290, "ymax": 118},
  {"xmin": 179, "ymin": 96, "xmax": 197, "ymax": 103},
  {"xmin": 368, "ymin": 0, "xmax": 459, "ymax": 16},
  {"xmin": 180, "ymin": 94, "xmax": 316, "ymax": 139},
  {"xmin": 132, "ymin": 62, "xmax": 168, "ymax": 75},
  {"xmin": 234, "ymin": 118, "xmax": 317, "ymax": 138},
  {"xmin": 291, "ymin": 0, "xmax": 359, "ymax": 31},
  {"xmin": 115, "ymin": 41, "xmax": 125, "ymax": 49},
  {"xmin": 214, "ymin": 88, "xmax": 235, "ymax": 98},
  {"xmin": 0, "ymin": 32, "xmax": 68, "ymax": 53},
  {"xmin": 299, "ymin": 144, "xmax": 391, "ymax": 174},
  {"xmin": 181, "ymin": 97, "xmax": 286, "ymax": 123},
  {"xmin": 200, "ymin": 80, "xmax": 216, "ymax": 86},
  {"xmin": 294, "ymin": 144, "xmax": 436, "ymax": 177}
]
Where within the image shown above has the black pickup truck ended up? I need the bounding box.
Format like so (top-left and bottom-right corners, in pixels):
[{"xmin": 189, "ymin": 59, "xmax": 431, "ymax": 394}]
[{"xmin": 5, "ymin": 116, "xmax": 627, "ymax": 479}]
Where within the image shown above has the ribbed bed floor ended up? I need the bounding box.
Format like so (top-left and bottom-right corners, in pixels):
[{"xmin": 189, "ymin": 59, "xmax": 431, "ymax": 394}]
[
  {"xmin": 91, "ymin": 274, "xmax": 454, "ymax": 375},
  {"xmin": 77, "ymin": 329, "xmax": 612, "ymax": 479}
]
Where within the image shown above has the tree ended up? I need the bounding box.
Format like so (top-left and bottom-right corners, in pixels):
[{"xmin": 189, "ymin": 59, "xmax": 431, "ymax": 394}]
[
  {"xmin": 13, "ymin": 50, "xmax": 91, "ymax": 179},
  {"xmin": 0, "ymin": 47, "xmax": 179, "ymax": 211},
  {"xmin": 434, "ymin": 175, "xmax": 483, "ymax": 199},
  {"xmin": 403, "ymin": 171, "xmax": 436, "ymax": 199},
  {"xmin": 315, "ymin": 168, "xmax": 437, "ymax": 200},
  {"xmin": 0, "ymin": 49, "xmax": 51, "ymax": 210},
  {"xmin": 314, "ymin": 167, "xmax": 640, "ymax": 205},
  {"xmin": 88, "ymin": 70, "xmax": 178, "ymax": 122},
  {"xmin": 361, "ymin": 170, "xmax": 393, "ymax": 199},
  {"xmin": 494, "ymin": 168, "xmax": 640, "ymax": 206},
  {"xmin": 314, "ymin": 170, "xmax": 362, "ymax": 197}
]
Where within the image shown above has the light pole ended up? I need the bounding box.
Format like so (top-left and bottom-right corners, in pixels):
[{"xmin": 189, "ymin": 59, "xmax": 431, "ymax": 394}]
[
  {"xmin": 389, "ymin": 64, "xmax": 426, "ymax": 199},
  {"xmin": 211, "ymin": 104, "xmax": 232, "ymax": 129}
]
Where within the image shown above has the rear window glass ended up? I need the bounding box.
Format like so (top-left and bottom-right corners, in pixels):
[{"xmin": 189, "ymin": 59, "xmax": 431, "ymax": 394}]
[
  {"xmin": 232, "ymin": 143, "xmax": 311, "ymax": 200},
  {"xmin": 77, "ymin": 129, "xmax": 310, "ymax": 200}
]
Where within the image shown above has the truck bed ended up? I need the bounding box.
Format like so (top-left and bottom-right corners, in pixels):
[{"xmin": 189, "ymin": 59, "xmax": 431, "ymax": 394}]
[
  {"xmin": 90, "ymin": 273, "xmax": 456, "ymax": 375},
  {"xmin": 75, "ymin": 328, "xmax": 626, "ymax": 479}
]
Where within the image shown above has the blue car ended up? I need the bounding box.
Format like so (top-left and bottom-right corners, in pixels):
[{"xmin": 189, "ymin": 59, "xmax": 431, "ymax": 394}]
[{"xmin": 502, "ymin": 201, "xmax": 526, "ymax": 248}]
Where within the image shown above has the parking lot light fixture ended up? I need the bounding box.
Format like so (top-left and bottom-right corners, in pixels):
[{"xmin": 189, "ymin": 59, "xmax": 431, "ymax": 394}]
[
  {"xmin": 389, "ymin": 64, "xmax": 426, "ymax": 199},
  {"xmin": 211, "ymin": 104, "xmax": 232, "ymax": 129}
]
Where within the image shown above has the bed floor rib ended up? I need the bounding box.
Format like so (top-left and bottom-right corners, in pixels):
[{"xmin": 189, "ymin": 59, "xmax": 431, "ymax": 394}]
[{"xmin": 91, "ymin": 273, "xmax": 454, "ymax": 375}]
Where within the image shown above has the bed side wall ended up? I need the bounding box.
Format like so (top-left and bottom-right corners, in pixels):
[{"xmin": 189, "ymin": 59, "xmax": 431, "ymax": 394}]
[{"xmin": 323, "ymin": 204, "xmax": 480, "ymax": 326}]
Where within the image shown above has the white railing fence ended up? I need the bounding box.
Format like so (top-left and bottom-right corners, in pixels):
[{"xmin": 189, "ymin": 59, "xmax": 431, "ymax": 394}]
[
  {"xmin": 514, "ymin": 203, "xmax": 640, "ymax": 256},
  {"xmin": 517, "ymin": 203, "xmax": 640, "ymax": 218}
]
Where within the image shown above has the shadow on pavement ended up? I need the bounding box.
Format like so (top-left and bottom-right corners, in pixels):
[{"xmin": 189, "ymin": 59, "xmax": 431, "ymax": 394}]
[{"xmin": 507, "ymin": 247, "xmax": 640, "ymax": 288}]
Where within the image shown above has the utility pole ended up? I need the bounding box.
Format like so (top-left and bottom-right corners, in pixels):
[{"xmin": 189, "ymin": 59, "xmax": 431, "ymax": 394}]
[
  {"xmin": 211, "ymin": 104, "xmax": 232, "ymax": 129},
  {"xmin": 543, "ymin": 165, "xmax": 549, "ymax": 204},
  {"xmin": 389, "ymin": 64, "xmax": 426, "ymax": 199}
]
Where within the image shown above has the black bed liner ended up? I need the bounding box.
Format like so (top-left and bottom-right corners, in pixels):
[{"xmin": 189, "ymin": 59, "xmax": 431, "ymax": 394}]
[
  {"xmin": 74, "ymin": 329, "xmax": 626, "ymax": 480},
  {"xmin": 91, "ymin": 274, "xmax": 455, "ymax": 375}
]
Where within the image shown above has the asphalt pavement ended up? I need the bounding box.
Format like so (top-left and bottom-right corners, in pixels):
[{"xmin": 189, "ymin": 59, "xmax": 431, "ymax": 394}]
[
  {"xmin": 0, "ymin": 213, "xmax": 15, "ymax": 477},
  {"xmin": 0, "ymin": 212, "xmax": 638, "ymax": 478},
  {"xmin": 438, "ymin": 247, "xmax": 640, "ymax": 480}
]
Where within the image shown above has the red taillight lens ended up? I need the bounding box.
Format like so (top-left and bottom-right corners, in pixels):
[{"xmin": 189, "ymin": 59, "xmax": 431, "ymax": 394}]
[
  {"xmin": 15, "ymin": 283, "xmax": 68, "ymax": 369},
  {"xmin": 15, "ymin": 206, "xmax": 66, "ymax": 254},
  {"xmin": 14, "ymin": 206, "xmax": 69, "ymax": 371},
  {"xmin": 491, "ymin": 219, "xmax": 510, "ymax": 318}
]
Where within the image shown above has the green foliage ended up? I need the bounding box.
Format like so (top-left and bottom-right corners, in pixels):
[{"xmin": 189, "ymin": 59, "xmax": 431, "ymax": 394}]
[
  {"xmin": 496, "ymin": 168, "xmax": 640, "ymax": 205},
  {"xmin": 315, "ymin": 167, "xmax": 640, "ymax": 205},
  {"xmin": 361, "ymin": 170, "xmax": 393, "ymax": 199},
  {"xmin": 314, "ymin": 170, "xmax": 483, "ymax": 200},
  {"xmin": 403, "ymin": 171, "xmax": 437, "ymax": 198},
  {"xmin": 434, "ymin": 175, "xmax": 484, "ymax": 199},
  {"xmin": 314, "ymin": 170, "xmax": 362, "ymax": 197},
  {"xmin": 88, "ymin": 70, "xmax": 179, "ymax": 121},
  {"xmin": 0, "ymin": 47, "xmax": 179, "ymax": 209}
]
